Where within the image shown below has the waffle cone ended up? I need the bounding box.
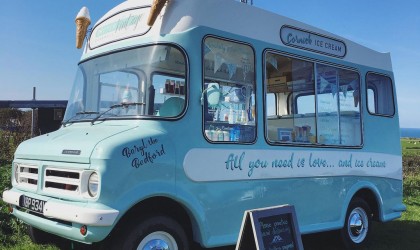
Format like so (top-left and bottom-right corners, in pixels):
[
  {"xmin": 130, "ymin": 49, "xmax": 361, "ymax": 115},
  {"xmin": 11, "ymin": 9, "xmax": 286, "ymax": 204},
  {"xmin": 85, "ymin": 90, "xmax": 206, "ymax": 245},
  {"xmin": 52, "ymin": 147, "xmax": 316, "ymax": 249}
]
[
  {"xmin": 75, "ymin": 17, "xmax": 91, "ymax": 49},
  {"xmin": 147, "ymin": 0, "xmax": 168, "ymax": 26}
]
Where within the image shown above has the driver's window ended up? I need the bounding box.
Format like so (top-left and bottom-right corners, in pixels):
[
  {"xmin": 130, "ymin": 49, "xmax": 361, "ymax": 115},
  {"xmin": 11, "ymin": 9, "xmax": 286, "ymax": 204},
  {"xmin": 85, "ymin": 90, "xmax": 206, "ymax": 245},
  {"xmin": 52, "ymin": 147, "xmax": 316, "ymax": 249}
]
[{"xmin": 152, "ymin": 74, "xmax": 186, "ymax": 117}]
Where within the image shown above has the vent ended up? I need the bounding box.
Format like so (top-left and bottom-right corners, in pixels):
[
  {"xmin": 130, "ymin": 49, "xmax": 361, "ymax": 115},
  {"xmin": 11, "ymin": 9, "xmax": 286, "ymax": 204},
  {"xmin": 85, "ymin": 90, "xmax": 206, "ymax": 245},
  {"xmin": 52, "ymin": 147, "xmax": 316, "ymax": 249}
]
[
  {"xmin": 16, "ymin": 164, "xmax": 39, "ymax": 188},
  {"xmin": 43, "ymin": 168, "xmax": 82, "ymax": 196}
]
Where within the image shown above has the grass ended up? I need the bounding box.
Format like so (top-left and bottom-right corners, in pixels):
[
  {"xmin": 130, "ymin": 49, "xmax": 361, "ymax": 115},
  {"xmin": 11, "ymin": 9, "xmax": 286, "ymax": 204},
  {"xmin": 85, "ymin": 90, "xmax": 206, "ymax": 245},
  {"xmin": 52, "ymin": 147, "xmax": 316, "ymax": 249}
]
[
  {"xmin": 362, "ymin": 195, "xmax": 420, "ymax": 250},
  {"xmin": 302, "ymin": 141, "xmax": 420, "ymax": 250},
  {"xmin": 299, "ymin": 185, "xmax": 420, "ymax": 250},
  {"xmin": 1, "ymin": 140, "xmax": 420, "ymax": 249}
]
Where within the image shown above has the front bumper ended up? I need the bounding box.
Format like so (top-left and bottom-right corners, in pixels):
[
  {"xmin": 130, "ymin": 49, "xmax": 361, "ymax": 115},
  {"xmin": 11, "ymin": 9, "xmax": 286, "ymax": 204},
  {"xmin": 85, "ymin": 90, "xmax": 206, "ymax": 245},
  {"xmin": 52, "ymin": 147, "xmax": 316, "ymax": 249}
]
[{"xmin": 2, "ymin": 189, "xmax": 119, "ymax": 242}]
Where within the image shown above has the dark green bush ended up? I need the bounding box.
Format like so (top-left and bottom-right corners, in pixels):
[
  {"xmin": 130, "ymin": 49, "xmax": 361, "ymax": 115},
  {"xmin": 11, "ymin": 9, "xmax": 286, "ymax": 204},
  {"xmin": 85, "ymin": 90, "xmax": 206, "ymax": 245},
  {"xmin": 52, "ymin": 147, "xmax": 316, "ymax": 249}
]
[
  {"xmin": 403, "ymin": 155, "xmax": 420, "ymax": 177},
  {"xmin": 403, "ymin": 154, "xmax": 420, "ymax": 197},
  {"xmin": 404, "ymin": 175, "xmax": 420, "ymax": 197},
  {"xmin": 0, "ymin": 108, "xmax": 32, "ymax": 246},
  {"xmin": 1, "ymin": 164, "xmax": 29, "ymax": 246},
  {"xmin": 0, "ymin": 108, "xmax": 32, "ymax": 164}
]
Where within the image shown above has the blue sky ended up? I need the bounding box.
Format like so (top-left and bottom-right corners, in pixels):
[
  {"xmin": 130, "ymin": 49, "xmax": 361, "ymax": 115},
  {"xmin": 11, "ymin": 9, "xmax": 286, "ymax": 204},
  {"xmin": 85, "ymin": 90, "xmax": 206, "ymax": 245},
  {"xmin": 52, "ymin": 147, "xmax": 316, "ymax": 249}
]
[{"xmin": 1, "ymin": 0, "xmax": 419, "ymax": 128}]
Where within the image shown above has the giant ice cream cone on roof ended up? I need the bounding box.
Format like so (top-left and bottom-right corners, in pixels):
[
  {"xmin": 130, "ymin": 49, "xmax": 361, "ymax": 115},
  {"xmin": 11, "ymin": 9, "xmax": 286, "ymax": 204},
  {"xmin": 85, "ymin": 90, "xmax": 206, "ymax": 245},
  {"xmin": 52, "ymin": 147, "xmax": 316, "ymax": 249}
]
[
  {"xmin": 75, "ymin": 7, "xmax": 91, "ymax": 49},
  {"xmin": 147, "ymin": 0, "xmax": 168, "ymax": 26}
]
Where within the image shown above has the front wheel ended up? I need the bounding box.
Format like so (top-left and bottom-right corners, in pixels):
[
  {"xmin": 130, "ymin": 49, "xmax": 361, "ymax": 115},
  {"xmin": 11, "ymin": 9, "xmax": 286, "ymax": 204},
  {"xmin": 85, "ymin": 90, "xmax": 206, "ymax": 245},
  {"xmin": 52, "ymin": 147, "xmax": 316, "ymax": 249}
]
[
  {"xmin": 340, "ymin": 197, "xmax": 372, "ymax": 249},
  {"xmin": 114, "ymin": 215, "xmax": 190, "ymax": 250}
]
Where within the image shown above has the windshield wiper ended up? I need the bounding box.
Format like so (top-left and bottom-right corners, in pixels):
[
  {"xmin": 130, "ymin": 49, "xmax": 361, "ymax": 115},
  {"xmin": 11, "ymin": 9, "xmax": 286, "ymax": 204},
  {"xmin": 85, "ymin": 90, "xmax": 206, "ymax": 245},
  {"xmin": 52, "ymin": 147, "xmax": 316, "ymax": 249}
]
[
  {"xmin": 91, "ymin": 102, "xmax": 145, "ymax": 124},
  {"xmin": 62, "ymin": 111, "xmax": 99, "ymax": 126}
]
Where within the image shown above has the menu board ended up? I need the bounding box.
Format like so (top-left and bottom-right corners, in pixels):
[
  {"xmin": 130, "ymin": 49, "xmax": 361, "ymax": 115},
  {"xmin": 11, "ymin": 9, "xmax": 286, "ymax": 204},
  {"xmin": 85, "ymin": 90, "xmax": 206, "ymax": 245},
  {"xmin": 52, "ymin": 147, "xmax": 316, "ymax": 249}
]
[{"xmin": 236, "ymin": 205, "xmax": 303, "ymax": 250}]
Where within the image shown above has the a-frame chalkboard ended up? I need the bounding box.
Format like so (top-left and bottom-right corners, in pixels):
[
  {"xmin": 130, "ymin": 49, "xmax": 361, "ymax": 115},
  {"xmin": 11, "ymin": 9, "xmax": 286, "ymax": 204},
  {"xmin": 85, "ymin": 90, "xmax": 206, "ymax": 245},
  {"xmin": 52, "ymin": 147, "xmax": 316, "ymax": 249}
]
[{"xmin": 236, "ymin": 204, "xmax": 303, "ymax": 250}]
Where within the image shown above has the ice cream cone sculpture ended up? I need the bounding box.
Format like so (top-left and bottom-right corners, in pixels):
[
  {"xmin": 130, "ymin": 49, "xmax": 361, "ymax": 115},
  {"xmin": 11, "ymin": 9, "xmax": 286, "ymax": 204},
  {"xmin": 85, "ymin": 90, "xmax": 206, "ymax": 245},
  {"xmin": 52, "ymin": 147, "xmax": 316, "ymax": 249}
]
[
  {"xmin": 75, "ymin": 7, "xmax": 91, "ymax": 49},
  {"xmin": 147, "ymin": 0, "xmax": 168, "ymax": 26}
]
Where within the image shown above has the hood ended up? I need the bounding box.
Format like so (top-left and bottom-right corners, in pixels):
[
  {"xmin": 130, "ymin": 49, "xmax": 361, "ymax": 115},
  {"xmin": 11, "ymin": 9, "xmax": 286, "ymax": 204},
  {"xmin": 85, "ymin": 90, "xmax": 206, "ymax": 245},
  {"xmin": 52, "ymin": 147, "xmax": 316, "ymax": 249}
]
[{"xmin": 15, "ymin": 122, "xmax": 138, "ymax": 164}]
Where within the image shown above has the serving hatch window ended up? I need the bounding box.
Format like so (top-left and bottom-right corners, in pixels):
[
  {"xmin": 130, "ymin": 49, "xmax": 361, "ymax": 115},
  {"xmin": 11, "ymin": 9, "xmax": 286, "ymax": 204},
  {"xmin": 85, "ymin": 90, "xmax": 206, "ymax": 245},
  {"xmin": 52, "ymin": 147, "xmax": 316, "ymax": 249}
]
[
  {"xmin": 202, "ymin": 37, "xmax": 256, "ymax": 143},
  {"xmin": 63, "ymin": 44, "xmax": 187, "ymax": 123},
  {"xmin": 265, "ymin": 52, "xmax": 361, "ymax": 146}
]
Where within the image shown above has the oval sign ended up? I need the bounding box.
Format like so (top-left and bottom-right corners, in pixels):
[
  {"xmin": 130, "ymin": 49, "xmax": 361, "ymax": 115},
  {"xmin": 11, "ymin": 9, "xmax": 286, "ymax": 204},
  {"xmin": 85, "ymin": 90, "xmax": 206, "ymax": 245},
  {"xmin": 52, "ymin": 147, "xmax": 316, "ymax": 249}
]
[
  {"xmin": 280, "ymin": 26, "xmax": 346, "ymax": 58},
  {"xmin": 89, "ymin": 7, "xmax": 151, "ymax": 49}
]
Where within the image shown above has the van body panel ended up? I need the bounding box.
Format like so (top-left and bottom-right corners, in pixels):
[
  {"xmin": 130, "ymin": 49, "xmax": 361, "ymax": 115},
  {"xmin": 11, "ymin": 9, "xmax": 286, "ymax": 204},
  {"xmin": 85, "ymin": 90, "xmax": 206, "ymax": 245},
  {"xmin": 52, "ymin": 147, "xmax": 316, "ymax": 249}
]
[{"xmin": 2, "ymin": 0, "xmax": 404, "ymax": 248}]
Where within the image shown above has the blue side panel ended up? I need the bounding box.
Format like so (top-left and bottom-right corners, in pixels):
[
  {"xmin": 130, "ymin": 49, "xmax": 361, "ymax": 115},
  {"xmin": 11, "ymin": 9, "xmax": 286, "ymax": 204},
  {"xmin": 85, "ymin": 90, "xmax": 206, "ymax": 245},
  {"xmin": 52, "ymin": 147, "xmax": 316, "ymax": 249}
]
[
  {"xmin": 169, "ymin": 27, "xmax": 403, "ymax": 247},
  {"xmin": 176, "ymin": 176, "xmax": 403, "ymax": 247}
]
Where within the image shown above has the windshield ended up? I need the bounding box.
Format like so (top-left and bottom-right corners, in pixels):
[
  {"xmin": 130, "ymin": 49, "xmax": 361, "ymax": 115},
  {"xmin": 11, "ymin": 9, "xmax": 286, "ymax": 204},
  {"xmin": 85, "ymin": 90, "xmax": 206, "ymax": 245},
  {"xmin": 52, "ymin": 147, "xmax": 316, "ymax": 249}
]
[{"xmin": 63, "ymin": 45, "xmax": 187, "ymax": 123}]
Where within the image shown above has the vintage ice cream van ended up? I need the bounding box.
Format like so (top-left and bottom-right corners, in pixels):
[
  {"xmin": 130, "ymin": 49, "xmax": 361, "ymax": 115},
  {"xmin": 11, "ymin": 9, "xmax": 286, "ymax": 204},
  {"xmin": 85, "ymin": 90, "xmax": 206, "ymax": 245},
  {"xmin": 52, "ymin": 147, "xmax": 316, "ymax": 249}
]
[{"xmin": 2, "ymin": 0, "xmax": 405, "ymax": 249}]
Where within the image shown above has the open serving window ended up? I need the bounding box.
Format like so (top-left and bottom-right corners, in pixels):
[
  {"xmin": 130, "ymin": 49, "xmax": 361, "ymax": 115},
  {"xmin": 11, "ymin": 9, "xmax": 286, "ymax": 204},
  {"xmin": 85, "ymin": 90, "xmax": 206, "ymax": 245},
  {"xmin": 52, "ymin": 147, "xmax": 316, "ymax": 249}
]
[{"xmin": 265, "ymin": 51, "xmax": 361, "ymax": 146}]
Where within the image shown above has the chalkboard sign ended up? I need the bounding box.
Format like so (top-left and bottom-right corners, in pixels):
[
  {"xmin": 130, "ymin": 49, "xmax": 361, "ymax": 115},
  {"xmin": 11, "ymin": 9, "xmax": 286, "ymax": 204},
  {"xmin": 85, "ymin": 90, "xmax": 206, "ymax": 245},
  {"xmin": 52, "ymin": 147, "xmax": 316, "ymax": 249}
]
[{"xmin": 236, "ymin": 205, "xmax": 303, "ymax": 250}]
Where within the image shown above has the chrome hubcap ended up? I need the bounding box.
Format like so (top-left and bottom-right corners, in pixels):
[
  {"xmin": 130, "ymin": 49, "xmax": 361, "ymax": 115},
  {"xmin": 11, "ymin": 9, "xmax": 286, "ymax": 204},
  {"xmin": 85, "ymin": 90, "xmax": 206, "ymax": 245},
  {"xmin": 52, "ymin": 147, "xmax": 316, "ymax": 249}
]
[
  {"xmin": 138, "ymin": 231, "xmax": 178, "ymax": 250},
  {"xmin": 348, "ymin": 207, "xmax": 368, "ymax": 243}
]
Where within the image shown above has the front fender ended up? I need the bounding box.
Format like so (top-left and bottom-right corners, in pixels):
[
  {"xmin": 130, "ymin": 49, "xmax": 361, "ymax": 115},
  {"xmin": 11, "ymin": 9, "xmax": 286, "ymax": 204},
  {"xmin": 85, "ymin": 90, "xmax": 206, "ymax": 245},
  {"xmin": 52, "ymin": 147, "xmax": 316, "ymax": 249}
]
[{"xmin": 91, "ymin": 124, "xmax": 177, "ymax": 204}]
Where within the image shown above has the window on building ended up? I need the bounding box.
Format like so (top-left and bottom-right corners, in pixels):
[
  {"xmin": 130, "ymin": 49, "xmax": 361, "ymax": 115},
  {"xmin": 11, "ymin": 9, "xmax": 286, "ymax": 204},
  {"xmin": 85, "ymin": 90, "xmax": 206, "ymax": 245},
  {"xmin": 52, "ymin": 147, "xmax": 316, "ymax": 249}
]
[{"xmin": 203, "ymin": 37, "xmax": 256, "ymax": 143}]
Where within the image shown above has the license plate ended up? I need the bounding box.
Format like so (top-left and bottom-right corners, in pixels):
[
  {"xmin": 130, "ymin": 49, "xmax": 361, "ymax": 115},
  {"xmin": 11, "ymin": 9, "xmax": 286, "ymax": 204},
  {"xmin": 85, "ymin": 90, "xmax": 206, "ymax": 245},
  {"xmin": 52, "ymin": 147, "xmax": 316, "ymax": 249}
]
[{"xmin": 19, "ymin": 195, "xmax": 46, "ymax": 214}]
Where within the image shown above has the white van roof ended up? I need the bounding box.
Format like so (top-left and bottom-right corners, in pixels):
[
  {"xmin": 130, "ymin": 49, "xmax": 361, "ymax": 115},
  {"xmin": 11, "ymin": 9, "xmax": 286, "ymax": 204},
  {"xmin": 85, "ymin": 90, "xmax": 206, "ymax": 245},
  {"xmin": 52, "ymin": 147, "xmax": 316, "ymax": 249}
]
[{"xmin": 88, "ymin": 0, "xmax": 392, "ymax": 72}]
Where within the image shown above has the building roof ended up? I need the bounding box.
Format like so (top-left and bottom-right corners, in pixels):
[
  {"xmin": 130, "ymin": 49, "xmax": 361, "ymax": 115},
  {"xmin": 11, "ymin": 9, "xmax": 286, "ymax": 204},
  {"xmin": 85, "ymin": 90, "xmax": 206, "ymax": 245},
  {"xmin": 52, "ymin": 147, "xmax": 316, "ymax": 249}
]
[{"xmin": 0, "ymin": 100, "xmax": 67, "ymax": 109}]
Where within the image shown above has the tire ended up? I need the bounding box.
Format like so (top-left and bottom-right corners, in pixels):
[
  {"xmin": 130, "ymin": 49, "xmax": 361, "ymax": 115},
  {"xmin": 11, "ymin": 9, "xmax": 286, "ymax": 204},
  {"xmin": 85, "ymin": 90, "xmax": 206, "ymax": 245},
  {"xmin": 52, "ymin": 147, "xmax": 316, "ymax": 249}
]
[
  {"xmin": 113, "ymin": 215, "xmax": 190, "ymax": 250},
  {"xmin": 340, "ymin": 197, "xmax": 372, "ymax": 249}
]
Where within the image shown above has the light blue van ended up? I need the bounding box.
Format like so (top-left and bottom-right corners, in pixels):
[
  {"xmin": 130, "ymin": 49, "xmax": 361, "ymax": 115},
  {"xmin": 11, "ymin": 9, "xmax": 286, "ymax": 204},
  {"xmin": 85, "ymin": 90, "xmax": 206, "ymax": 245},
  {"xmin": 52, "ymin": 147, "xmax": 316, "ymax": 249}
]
[{"xmin": 2, "ymin": 0, "xmax": 405, "ymax": 249}]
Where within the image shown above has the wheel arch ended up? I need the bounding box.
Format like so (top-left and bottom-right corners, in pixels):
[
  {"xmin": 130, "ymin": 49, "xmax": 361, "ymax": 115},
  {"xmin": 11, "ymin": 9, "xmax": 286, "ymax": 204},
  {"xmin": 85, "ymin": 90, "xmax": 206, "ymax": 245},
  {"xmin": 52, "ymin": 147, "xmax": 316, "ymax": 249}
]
[
  {"xmin": 108, "ymin": 196, "xmax": 202, "ymax": 245},
  {"xmin": 342, "ymin": 182, "xmax": 383, "ymax": 224},
  {"xmin": 353, "ymin": 188, "xmax": 380, "ymax": 221}
]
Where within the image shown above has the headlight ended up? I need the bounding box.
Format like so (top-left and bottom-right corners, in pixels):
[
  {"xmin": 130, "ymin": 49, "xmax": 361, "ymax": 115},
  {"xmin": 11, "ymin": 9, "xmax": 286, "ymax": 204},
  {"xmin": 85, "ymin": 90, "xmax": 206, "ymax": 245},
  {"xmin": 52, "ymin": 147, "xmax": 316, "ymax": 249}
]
[
  {"xmin": 14, "ymin": 163, "xmax": 19, "ymax": 183},
  {"xmin": 88, "ymin": 172, "xmax": 99, "ymax": 197}
]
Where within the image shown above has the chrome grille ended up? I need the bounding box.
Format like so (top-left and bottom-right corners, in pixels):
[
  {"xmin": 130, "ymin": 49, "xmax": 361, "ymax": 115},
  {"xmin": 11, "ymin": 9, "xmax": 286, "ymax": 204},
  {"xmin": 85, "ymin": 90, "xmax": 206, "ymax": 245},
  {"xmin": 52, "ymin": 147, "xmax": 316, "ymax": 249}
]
[{"xmin": 14, "ymin": 162, "xmax": 96, "ymax": 199}]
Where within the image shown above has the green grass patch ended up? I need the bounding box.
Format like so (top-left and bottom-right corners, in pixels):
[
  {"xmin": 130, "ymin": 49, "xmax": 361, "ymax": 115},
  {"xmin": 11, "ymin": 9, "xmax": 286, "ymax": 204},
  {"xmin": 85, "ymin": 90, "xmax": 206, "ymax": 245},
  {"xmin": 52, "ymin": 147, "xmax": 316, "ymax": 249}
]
[
  {"xmin": 358, "ymin": 171, "xmax": 420, "ymax": 250},
  {"xmin": 364, "ymin": 194, "xmax": 420, "ymax": 250},
  {"xmin": 402, "ymin": 138, "xmax": 420, "ymax": 156}
]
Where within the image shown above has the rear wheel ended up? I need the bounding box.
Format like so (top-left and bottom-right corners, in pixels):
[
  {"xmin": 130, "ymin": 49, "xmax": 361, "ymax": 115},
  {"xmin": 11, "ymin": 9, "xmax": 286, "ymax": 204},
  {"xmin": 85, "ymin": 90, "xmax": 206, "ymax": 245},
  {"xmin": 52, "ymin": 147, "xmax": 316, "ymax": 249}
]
[
  {"xmin": 113, "ymin": 215, "xmax": 190, "ymax": 250},
  {"xmin": 340, "ymin": 197, "xmax": 372, "ymax": 249}
]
